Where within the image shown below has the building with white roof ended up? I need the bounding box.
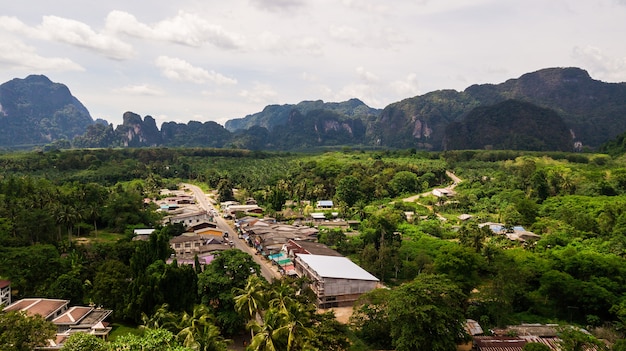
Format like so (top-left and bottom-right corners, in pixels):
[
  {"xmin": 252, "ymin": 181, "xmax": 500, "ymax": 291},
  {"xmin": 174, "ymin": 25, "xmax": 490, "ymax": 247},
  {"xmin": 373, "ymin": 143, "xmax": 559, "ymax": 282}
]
[{"xmin": 294, "ymin": 254, "xmax": 379, "ymax": 308}]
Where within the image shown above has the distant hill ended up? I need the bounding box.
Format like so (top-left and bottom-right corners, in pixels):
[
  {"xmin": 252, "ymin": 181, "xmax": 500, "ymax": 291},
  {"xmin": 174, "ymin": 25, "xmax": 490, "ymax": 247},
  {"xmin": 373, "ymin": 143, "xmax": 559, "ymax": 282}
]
[
  {"xmin": 373, "ymin": 67, "xmax": 626, "ymax": 150},
  {"xmin": 0, "ymin": 75, "xmax": 94, "ymax": 147},
  {"xmin": 224, "ymin": 98, "xmax": 380, "ymax": 132},
  {"xmin": 443, "ymin": 100, "xmax": 574, "ymax": 151}
]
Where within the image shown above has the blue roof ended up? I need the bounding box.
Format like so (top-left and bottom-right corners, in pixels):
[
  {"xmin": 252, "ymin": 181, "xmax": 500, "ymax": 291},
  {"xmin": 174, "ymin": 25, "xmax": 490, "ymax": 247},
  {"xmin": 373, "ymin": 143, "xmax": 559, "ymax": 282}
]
[{"xmin": 317, "ymin": 200, "xmax": 333, "ymax": 207}]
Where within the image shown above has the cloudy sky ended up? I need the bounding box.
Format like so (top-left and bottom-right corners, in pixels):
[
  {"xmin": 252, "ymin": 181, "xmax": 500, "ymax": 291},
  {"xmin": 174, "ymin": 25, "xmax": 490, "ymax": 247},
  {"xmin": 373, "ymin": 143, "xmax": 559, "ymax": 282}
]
[{"xmin": 1, "ymin": 0, "xmax": 625, "ymax": 126}]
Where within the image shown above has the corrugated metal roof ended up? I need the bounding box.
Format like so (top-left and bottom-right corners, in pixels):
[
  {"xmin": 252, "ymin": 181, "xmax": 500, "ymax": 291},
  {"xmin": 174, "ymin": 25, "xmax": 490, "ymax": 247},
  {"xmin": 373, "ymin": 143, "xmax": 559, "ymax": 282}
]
[{"xmin": 296, "ymin": 254, "xmax": 379, "ymax": 281}]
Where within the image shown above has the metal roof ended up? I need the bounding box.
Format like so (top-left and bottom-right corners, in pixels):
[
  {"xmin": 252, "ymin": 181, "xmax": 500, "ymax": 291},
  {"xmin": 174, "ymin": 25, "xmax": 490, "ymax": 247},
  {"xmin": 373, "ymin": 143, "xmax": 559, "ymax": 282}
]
[{"xmin": 296, "ymin": 254, "xmax": 379, "ymax": 281}]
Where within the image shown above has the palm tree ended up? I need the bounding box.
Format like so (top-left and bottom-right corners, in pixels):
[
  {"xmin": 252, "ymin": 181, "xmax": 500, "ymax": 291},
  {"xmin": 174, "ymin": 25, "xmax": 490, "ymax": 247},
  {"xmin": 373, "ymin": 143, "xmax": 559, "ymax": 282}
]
[
  {"xmin": 247, "ymin": 308, "xmax": 285, "ymax": 351},
  {"xmin": 175, "ymin": 305, "xmax": 229, "ymax": 351},
  {"xmin": 275, "ymin": 302, "xmax": 315, "ymax": 351},
  {"xmin": 234, "ymin": 275, "xmax": 269, "ymax": 322}
]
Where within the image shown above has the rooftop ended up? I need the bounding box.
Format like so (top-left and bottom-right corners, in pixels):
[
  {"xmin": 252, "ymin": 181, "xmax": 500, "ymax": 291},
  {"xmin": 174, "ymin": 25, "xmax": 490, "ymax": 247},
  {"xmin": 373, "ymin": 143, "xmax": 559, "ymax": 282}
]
[
  {"xmin": 296, "ymin": 254, "xmax": 379, "ymax": 281},
  {"xmin": 3, "ymin": 298, "xmax": 69, "ymax": 319}
]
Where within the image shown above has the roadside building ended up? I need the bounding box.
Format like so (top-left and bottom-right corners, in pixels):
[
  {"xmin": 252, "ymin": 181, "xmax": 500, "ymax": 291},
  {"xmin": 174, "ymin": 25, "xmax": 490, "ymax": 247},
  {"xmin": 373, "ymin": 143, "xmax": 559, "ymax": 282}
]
[
  {"xmin": 0, "ymin": 280, "xmax": 10, "ymax": 306},
  {"xmin": 294, "ymin": 254, "xmax": 379, "ymax": 308}
]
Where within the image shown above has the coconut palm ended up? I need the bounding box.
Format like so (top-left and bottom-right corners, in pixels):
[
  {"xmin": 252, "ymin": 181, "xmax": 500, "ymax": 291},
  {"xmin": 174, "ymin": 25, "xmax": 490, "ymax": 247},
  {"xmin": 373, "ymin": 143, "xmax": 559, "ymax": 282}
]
[
  {"xmin": 175, "ymin": 304, "xmax": 229, "ymax": 351},
  {"xmin": 247, "ymin": 308, "xmax": 285, "ymax": 351},
  {"xmin": 234, "ymin": 274, "xmax": 269, "ymax": 333}
]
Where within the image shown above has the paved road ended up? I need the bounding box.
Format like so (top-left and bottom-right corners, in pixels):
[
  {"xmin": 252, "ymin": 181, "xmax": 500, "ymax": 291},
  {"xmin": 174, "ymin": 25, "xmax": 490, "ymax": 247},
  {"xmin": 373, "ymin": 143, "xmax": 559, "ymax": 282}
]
[{"xmin": 182, "ymin": 183, "xmax": 281, "ymax": 282}]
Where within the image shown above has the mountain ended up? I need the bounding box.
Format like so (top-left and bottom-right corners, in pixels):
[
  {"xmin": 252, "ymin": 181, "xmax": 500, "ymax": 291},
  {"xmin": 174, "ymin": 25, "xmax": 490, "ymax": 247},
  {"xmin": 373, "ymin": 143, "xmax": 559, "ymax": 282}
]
[
  {"xmin": 443, "ymin": 100, "xmax": 574, "ymax": 151},
  {"xmin": 373, "ymin": 67, "xmax": 626, "ymax": 150},
  {"xmin": 224, "ymin": 98, "xmax": 380, "ymax": 132},
  {"xmin": 0, "ymin": 75, "xmax": 93, "ymax": 147},
  {"xmin": 3, "ymin": 68, "xmax": 626, "ymax": 151}
]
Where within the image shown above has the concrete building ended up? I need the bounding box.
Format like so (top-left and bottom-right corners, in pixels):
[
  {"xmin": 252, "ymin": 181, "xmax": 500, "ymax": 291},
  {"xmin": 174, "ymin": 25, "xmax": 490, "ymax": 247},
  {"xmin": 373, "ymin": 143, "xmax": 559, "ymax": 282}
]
[
  {"xmin": 294, "ymin": 254, "xmax": 379, "ymax": 308},
  {"xmin": 0, "ymin": 280, "xmax": 10, "ymax": 306}
]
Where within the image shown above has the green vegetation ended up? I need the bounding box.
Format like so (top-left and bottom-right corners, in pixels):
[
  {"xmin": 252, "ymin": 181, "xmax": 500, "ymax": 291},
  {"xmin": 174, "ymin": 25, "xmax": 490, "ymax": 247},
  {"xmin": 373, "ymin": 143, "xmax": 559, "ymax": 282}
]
[{"xmin": 4, "ymin": 147, "xmax": 626, "ymax": 349}]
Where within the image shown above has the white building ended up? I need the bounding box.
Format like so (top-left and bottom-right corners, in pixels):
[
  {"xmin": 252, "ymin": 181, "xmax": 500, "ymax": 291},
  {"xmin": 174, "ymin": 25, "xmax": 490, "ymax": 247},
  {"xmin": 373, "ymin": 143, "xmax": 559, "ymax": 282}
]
[{"xmin": 294, "ymin": 254, "xmax": 379, "ymax": 308}]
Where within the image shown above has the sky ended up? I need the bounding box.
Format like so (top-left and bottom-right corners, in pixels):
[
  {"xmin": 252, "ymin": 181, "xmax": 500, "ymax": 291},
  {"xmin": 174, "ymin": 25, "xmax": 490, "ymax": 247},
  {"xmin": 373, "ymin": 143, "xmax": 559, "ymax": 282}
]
[{"xmin": 1, "ymin": 0, "xmax": 625, "ymax": 127}]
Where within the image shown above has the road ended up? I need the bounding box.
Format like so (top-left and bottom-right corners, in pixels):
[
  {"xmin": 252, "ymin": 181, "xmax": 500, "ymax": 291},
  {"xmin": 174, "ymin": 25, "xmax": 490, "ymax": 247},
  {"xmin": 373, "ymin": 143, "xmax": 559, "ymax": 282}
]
[
  {"xmin": 402, "ymin": 170, "xmax": 462, "ymax": 203},
  {"xmin": 182, "ymin": 183, "xmax": 281, "ymax": 282}
]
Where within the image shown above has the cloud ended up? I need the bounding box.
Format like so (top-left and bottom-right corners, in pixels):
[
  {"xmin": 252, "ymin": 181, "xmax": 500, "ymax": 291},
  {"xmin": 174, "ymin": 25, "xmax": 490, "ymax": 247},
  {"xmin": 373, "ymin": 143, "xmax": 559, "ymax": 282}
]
[
  {"xmin": 106, "ymin": 10, "xmax": 245, "ymax": 49},
  {"xmin": 328, "ymin": 24, "xmax": 408, "ymax": 48},
  {"xmin": 0, "ymin": 15, "xmax": 134, "ymax": 60},
  {"xmin": 155, "ymin": 56, "xmax": 237, "ymax": 85},
  {"xmin": 0, "ymin": 38, "xmax": 84, "ymax": 72},
  {"xmin": 257, "ymin": 31, "xmax": 323, "ymax": 56},
  {"xmin": 389, "ymin": 73, "xmax": 420, "ymax": 97},
  {"xmin": 248, "ymin": 0, "xmax": 305, "ymax": 12},
  {"xmin": 356, "ymin": 67, "xmax": 380, "ymax": 83},
  {"xmin": 239, "ymin": 83, "xmax": 279, "ymax": 104},
  {"xmin": 572, "ymin": 45, "xmax": 626, "ymax": 81},
  {"xmin": 114, "ymin": 84, "xmax": 165, "ymax": 96}
]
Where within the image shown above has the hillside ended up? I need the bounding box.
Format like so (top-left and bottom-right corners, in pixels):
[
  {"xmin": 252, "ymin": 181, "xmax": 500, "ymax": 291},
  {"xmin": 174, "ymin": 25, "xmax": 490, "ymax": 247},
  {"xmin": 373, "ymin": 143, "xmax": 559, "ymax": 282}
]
[
  {"xmin": 224, "ymin": 98, "xmax": 380, "ymax": 132},
  {"xmin": 0, "ymin": 75, "xmax": 94, "ymax": 147},
  {"xmin": 374, "ymin": 67, "xmax": 626, "ymax": 150},
  {"xmin": 443, "ymin": 99, "xmax": 574, "ymax": 151}
]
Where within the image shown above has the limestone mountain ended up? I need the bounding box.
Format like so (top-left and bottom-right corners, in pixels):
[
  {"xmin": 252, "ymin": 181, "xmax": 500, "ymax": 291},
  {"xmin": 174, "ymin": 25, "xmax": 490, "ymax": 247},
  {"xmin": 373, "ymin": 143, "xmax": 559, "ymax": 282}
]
[
  {"xmin": 443, "ymin": 100, "xmax": 574, "ymax": 151},
  {"xmin": 0, "ymin": 75, "xmax": 93, "ymax": 147},
  {"xmin": 224, "ymin": 98, "xmax": 380, "ymax": 132},
  {"xmin": 373, "ymin": 67, "xmax": 626, "ymax": 150}
]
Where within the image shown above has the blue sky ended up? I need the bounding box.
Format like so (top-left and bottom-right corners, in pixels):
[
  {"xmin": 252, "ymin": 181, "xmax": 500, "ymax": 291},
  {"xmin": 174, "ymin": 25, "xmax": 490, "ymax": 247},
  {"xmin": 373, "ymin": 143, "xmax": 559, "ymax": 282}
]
[{"xmin": 1, "ymin": 0, "xmax": 625, "ymax": 126}]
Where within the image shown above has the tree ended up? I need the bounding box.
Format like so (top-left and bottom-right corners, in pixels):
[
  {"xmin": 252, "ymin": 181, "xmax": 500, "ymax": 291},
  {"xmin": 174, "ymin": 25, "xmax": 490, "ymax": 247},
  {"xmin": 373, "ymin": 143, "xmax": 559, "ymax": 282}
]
[
  {"xmin": 175, "ymin": 305, "xmax": 229, "ymax": 351},
  {"xmin": 387, "ymin": 274, "xmax": 467, "ymax": 351},
  {"xmin": 522, "ymin": 342, "xmax": 551, "ymax": 351},
  {"xmin": 335, "ymin": 175, "xmax": 362, "ymax": 207},
  {"xmin": 234, "ymin": 274, "xmax": 269, "ymax": 333},
  {"xmin": 0, "ymin": 310, "xmax": 56, "ymax": 351},
  {"xmin": 198, "ymin": 249, "xmax": 260, "ymax": 335},
  {"xmin": 557, "ymin": 326, "xmax": 608, "ymax": 351},
  {"xmin": 60, "ymin": 332, "xmax": 107, "ymax": 351},
  {"xmin": 350, "ymin": 288, "xmax": 393, "ymax": 350}
]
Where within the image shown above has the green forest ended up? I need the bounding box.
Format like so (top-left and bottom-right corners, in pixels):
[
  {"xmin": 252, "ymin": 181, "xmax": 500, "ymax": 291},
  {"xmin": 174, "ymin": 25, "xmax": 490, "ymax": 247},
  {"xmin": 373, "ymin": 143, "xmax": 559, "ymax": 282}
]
[{"xmin": 3, "ymin": 147, "xmax": 626, "ymax": 350}]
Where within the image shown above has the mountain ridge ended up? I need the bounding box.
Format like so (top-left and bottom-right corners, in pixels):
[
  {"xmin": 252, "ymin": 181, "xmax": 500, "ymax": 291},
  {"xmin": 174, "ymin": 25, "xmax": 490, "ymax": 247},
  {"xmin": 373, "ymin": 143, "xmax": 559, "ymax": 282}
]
[{"xmin": 2, "ymin": 67, "xmax": 626, "ymax": 151}]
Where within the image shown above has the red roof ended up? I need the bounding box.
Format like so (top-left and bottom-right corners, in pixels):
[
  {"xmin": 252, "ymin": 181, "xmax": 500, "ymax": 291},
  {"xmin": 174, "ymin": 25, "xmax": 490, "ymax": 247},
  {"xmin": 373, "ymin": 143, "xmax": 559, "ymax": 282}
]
[{"xmin": 0, "ymin": 280, "xmax": 10, "ymax": 289}]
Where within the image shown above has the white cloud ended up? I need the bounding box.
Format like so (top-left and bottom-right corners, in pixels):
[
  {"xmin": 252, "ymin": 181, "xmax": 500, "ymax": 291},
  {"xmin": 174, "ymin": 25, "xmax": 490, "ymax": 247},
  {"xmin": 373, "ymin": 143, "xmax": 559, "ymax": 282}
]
[
  {"xmin": 389, "ymin": 73, "xmax": 420, "ymax": 96},
  {"xmin": 106, "ymin": 10, "xmax": 245, "ymax": 49},
  {"xmin": 249, "ymin": 0, "xmax": 305, "ymax": 12},
  {"xmin": 329, "ymin": 25, "xmax": 362, "ymax": 46},
  {"xmin": 328, "ymin": 24, "xmax": 408, "ymax": 49},
  {"xmin": 257, "ymin": 31, "xmax": 323, "ymax": 56},
  {"xmin": 155, "ymin": 56, "xmax": 237, "ymax": 85},
  {"xmin": 114, "ymin": 84, "xmax": 165, "ymax": 96},
  {"xmin": 0, "ymin": 15, "xmax": 134, "ymax": 60},
  {"xmin": 239, "ymin": 83, "xmax": 279, "ymax": 104},
  {"xmin": 356, "ymin": 67, "xmax": 380, "ymax": 83},
  {"xmin": 572, "ymin": 45, "xmax": 626, "ymax": 81},
  {"xmin": 0, "ymin": 38, "xmax": 84, "ymax": 72}
]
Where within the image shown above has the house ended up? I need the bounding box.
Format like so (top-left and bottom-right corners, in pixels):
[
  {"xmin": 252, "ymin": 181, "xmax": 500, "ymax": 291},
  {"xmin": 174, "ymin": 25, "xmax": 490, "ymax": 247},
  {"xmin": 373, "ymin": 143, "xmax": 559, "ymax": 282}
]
[
  {"xmin": 316, "ymin": 200, "xmax": 334, "ymax": 209},
  {"xmin": 164, "ymin": 210, "xmax": 211, "ymax": 227},
  {"xmin": 3, "ymin": 298, "xmax": 112, "ymax": 349},
  {"xmin": 132, "ymin": 228, "xmax": 155, "ymax": 241},
  {"xmin": 294, "ymin": 254, "xmax": 379, "ymax": 308},
  {"xmin": 224, "ymin": 204, "xmax": 263, "ymax": 217},
  {"xmin": 479, "ymin": 222, "xmax": 541, "ymax": 242},
  {"xmin": 170, "ymin": 233, "xmax": 206, "ymax": 256},
  {"xmin": 432, "ymin": 188, "xmax": 456, "ymax": 197},
  {"xmin": 0, "ymin": 280, "xmax": 10, "ymax": 306}
]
